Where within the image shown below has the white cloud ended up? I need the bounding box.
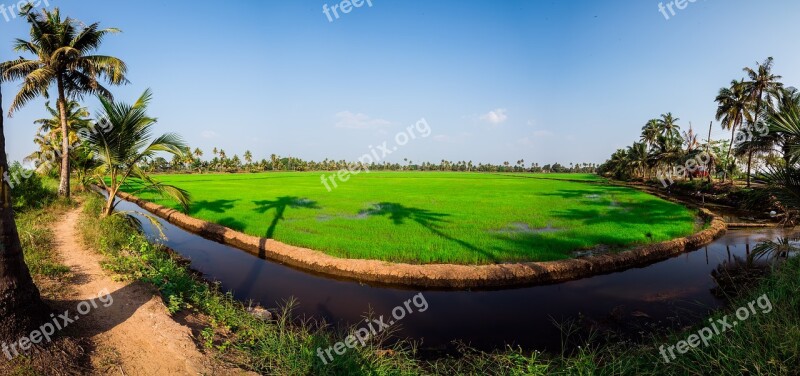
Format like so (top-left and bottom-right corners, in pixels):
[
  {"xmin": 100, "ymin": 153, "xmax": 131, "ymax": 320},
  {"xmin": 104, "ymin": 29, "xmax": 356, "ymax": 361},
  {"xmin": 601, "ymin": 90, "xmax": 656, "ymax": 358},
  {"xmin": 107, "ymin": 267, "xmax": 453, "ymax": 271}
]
[
  {"xmin": 532, "ymin": 130, "xmax": 554, "ymax": 137},
  {"xmin": 480, "ymin": 108, "xmax": 508, "ymax": 125},
  {"xmin": 201, "ymin": 130, "xmax": 218, "ymax": 139},
  {"xmin": 334, "ymin": 111, "xmax": 392, "ymax": 129}
]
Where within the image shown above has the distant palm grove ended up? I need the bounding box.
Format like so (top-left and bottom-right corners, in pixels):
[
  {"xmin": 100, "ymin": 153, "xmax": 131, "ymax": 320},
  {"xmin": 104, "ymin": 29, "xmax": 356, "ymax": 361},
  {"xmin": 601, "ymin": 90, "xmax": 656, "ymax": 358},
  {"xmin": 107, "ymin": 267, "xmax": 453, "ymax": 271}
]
[
  {"xmin": 26, "ymin": 135, "xmax": 600, "ymax": 175},
  {"xmin": 599, "ymin": 57, "xmax": 800, "ymax": 194}
]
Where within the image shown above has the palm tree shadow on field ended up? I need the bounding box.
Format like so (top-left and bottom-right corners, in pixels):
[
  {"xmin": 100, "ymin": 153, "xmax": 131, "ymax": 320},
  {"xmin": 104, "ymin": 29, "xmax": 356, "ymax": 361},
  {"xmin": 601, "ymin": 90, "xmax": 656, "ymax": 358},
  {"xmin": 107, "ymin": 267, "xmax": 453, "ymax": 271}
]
[
  {"xmin": 529, "ymin": 188, "xmax": 696, "ymax": 255},
  {"xmin": 253, "ymin": 197, "xmax": 320, "ymax": 240},
  {"xmin": 189, "ymin": 199, "xmax": 239, "ymax": 215},
  {"xmin": 235, "ymin": 197, "xmax": 320, "ymax": 298},
  {"xmin": 540, "ymin": 189, "xmax": 691, "ymax": 228},
  {"xmin": 360, "ymin": 202, "xmax": 501, "ymax": 263}
]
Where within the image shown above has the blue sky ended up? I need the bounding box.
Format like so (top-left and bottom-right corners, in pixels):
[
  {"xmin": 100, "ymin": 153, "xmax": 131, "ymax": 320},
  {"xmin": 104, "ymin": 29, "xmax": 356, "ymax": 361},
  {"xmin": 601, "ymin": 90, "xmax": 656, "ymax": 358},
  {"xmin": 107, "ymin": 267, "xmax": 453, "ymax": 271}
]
[{"xmin": 2, "ymin": 0, "xmax": 800, "ymax": 165}]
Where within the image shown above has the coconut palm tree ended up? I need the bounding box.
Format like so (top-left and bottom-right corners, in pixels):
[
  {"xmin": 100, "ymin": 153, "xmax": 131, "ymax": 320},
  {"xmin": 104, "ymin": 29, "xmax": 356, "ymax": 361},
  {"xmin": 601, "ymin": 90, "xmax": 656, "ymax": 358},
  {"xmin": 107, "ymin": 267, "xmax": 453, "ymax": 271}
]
[
  {"xmin": 627, "ymin": 142, "xmax": 648, "ymax": 179},
  {"xmin": 0, "ymin": 79, "xmax": 50, "ymax": 343},
  {"xmin": 770, "ymin": 104, "xmax": 800, "ymax": 161},
  {"xmin": 29, "ymin": 101, "xmax": 91, "ymax": 173},
  {"xmin": 748, "ymin": 103, "xmax": 800, "ymax": 224},
  {"xmin": 0, "ymin": 7, "xmax": 127, "ymax": 198},
  {"xmin": 641, "ymin": 119, "xmax": 660, "ymax": 148},
  {"xmin": 657, "ymin": 113, "xmax": 681, "ymax": 141},
  {"xmin": 715, "ymin": 79, "xmax": 752, "ymax": 181},
  {"xmin": 82, "ymin": 89, "xmax": 190, "ymax": 217},
  {"xmin": 741, "ymin": 57, "xmax": 783, "ymax": 187},
  {"xmin": 34, "ymin": 101, "xmax": 91, "ymax": 142},
  {"xmin": 605, "ymin": 149, "xmax": 632, "ymax": 179},
  {"xmin": 244, "ymin": 150, "xmax": 253, "ymax": 171}
]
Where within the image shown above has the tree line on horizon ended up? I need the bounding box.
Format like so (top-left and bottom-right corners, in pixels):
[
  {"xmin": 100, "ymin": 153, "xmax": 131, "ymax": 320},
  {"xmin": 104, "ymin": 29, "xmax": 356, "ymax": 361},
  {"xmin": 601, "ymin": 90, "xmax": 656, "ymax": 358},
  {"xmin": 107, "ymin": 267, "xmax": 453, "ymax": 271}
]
[
  {"xmin": 23, "ymin": 105, "xmax": 601, "ymax": 175},
  {"xmin": 124, "ymin": 149, "xmax": 600, "ymax": 174}
]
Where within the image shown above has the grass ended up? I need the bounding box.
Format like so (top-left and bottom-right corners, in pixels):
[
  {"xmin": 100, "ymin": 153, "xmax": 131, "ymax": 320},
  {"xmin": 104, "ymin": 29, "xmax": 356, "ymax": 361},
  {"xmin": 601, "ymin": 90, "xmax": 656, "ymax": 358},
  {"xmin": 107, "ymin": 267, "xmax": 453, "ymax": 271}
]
[
  {"xmin": 15, "ymin": 179, "xmax": 73, "ymax": 296},
  {"xmin": 78, "ymin": 193, "xmax": 421, "ymax": 375},
  {"xmin": 76, "ymin": 189, "xmax": 800, "ymax": 375},
  {"xmin": 120, "ymin": 172, "xmax": 697, "ymax": 264},
  {"xmin": 3, "ymin": 183, "xmax": 88, "ymax": 375}
]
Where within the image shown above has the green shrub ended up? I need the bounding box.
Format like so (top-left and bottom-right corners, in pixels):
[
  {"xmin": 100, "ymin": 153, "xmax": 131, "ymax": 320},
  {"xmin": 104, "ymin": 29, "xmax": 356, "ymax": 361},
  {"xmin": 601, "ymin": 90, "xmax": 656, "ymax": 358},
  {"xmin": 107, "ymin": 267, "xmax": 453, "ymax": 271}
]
[{"xmin": 9, "ymin": 162, "xmax": 56, "ymax": 211}]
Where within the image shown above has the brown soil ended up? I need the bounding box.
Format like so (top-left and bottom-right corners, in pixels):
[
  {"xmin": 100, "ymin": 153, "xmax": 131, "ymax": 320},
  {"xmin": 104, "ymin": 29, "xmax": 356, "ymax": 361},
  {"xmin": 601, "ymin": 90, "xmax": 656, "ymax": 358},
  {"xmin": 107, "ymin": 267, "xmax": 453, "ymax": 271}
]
[{"xmin": 53, "ymin": 206, "xmax": 251, "ymax": 375}]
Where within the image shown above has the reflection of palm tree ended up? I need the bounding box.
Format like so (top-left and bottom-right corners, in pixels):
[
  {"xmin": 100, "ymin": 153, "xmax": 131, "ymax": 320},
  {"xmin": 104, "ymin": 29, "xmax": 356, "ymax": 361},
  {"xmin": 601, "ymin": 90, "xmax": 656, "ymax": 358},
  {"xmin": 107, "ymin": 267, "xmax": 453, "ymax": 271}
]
[
  {"xmin": 752, "ymin": 237, "xmax": 800, "ymax": 262},
  {"xmin": 712, "ymin": 236, "xmax": 798, "ymax": 298},
  {"xmin": 253, "ymin": 197, "xmax": 319, "ymax": 238},
  {"xmin": 235, "ymin": 197, "xmax": 317, "ymax": 300}
]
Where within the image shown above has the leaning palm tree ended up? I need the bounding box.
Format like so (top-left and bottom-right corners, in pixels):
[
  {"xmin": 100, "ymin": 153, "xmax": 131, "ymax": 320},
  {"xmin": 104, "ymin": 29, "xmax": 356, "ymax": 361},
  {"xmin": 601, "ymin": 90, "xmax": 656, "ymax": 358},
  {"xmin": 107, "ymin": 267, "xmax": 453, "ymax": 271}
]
[
  {"xmin": 82, "ymin": 89, "xmax": 190, "ymax": 217},
  {"xmin": 716, "ymin": 79, "xmax": 752, "ymax": 181},
  {"xmin": 741, "ymin": 57, "xmax": 784, "ymax": 187},
  {"xmin": 0, "ymin": 6, "xmax": 127, "ymax": 198}
]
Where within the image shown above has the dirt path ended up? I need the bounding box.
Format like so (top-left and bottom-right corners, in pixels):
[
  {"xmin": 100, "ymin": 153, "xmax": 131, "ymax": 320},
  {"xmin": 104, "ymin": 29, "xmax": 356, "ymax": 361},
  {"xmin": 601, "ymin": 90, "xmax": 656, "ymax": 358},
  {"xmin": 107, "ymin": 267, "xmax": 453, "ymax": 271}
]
[{"xmin": 53, "ymin": 206, "xmax": 247, "ymax": 375}]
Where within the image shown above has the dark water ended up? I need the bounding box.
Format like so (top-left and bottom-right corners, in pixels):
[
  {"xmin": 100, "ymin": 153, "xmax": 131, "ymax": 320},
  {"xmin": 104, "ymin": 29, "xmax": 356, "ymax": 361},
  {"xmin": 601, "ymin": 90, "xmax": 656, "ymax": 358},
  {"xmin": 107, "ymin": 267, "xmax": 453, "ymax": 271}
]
[{"xmin": 113, "ymin": 198, "xmax": 789, "ymax": 352}]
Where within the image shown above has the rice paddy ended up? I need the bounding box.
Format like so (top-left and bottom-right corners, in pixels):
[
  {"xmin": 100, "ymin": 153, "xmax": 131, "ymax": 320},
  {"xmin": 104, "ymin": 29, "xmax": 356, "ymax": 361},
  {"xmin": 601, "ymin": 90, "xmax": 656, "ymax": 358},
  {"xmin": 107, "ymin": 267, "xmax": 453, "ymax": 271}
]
[{"xmin": 122, "ymin": 172, "xmax": 697, "ymax": 264}]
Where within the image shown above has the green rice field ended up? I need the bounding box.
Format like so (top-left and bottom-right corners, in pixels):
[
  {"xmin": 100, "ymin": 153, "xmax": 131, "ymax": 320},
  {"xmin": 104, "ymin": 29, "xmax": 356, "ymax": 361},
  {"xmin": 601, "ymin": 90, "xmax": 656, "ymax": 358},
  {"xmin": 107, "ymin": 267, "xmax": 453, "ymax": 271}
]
[{"xmin": 121, "ymin": 172, "xmax": 698, "ymax": 264}]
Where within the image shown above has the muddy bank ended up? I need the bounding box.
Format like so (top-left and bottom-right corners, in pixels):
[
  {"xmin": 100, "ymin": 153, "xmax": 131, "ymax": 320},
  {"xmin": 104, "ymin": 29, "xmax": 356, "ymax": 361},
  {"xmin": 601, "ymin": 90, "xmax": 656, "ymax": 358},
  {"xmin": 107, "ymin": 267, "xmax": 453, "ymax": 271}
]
[{"xmin": 110, "ymin": 189, "xmax": 726, "ymax": 289}]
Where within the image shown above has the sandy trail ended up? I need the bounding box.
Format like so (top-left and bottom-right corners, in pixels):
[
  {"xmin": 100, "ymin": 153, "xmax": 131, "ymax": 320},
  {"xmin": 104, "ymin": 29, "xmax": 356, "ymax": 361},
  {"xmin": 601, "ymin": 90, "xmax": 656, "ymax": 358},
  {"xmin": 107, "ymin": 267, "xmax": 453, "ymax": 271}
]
[{"xmin": 53, "ymin": 206, "xmax": 246, "ymax": 375}]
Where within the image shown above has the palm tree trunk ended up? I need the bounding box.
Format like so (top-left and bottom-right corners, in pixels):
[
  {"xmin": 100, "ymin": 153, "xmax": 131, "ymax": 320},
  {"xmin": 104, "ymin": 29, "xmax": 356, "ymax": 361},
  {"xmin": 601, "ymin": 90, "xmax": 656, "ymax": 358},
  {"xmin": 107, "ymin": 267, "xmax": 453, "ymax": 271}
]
[
  {"xmin": 726, "ymin": 123, "xmax": 738, "ymax": 183},
  {"xmin": 746, "ymin": 99, "xmax": 763, "ymax": 188},
  {"xmin": 0, "ymin": 81, "xmax": 50, "ymax": 342},
  {"xmin": 746, "ymin": 149, "xmax": 754, "ymax": 187},
  {"xmin": 56, "ymin": 77, "xmax": 71, "ymax": 198},
  {"xmin": 104, "ymin": 192, "xmax": 116, "ymax": 217},
  {"xmin": 103, "ymin": 179, "xmax": 119, "ymax": 217}
]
